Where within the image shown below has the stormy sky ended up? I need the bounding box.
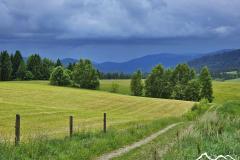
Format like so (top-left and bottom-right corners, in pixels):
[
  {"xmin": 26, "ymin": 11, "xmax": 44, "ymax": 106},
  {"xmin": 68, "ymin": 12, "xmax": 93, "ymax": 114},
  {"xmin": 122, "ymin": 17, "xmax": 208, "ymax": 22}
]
[{"xmin": 0, "ymin": 0, "xmax": 240, "ymax": 62}]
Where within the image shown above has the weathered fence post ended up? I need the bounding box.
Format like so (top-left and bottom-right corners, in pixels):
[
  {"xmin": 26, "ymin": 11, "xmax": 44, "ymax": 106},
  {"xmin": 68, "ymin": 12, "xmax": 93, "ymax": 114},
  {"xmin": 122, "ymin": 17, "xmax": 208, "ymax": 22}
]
[
  {"xmin": 103, "ymin": 113, "xmax": 107, "ymax": 133},
  {"xmin": 15, "ymin": 114, "xmax": 20, "ymax": 146},
  {"xmin": 69, "ymin": 116, "xmax": 73, "ymax": 137}
]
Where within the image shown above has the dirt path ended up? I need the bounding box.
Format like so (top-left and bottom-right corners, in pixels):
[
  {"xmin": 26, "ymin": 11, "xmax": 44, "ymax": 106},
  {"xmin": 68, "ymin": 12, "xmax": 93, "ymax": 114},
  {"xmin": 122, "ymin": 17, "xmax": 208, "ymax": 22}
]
[{"xmin": 96, "ymin": 122, "xmax": 183, "ymax": 160}]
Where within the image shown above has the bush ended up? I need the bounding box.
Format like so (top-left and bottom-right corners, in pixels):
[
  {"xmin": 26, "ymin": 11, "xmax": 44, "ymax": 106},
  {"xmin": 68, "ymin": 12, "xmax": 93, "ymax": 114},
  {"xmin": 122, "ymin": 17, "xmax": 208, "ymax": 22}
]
[
  {"xmin": 24, "ymin": 71, "xmax": 34, "ymax": 80},
  {"xmin": 184, "ymin": 99, "xmax": 210, "ymax": 120},
  {"xmin": 110, "ymin": 82, "xmax": 119, "ymax": 93},
  {"xmin": 50, "ymin": 66, "xmax": 71, "ymax": 86}
]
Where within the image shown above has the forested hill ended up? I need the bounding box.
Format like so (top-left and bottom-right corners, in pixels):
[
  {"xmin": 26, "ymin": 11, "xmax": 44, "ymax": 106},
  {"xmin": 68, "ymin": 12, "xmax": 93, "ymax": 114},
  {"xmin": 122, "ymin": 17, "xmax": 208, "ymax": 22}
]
[
  {"xmin": 61, "ymin": 53, "xmax": 199, "ymax": 73},
  {"xmin": 188, "ymin": 49, "xmax": 240, "ymax": 72},
  {"xmin": 95, "ymin": 53, "xmax": 198, "ymax": 73}
]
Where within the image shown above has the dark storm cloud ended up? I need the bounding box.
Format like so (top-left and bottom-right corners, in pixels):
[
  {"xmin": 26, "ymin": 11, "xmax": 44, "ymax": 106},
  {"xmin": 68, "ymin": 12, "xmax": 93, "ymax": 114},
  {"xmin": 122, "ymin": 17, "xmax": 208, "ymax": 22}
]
[
  {"xmin": 1, "ymin": 0, "xmax": 240, "ymax": 39},
  {"xmin": 0, "ymin": 0, "xmax": 240, "ymax": 61}
]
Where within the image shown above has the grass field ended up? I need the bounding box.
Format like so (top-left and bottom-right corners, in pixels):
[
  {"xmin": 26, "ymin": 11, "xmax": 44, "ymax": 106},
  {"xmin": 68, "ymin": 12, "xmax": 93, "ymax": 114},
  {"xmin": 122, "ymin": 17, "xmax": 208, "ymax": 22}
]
[
  {"xmin": 212, "ymin": 81, "xmax": 240, "ymax": 103},
  {"xmin": 100, "ymin": 79, "xmax": 240, "ymax": 104},
  {"xmin": 100, "ymin": 79, "xmax": 131, "ymax": 95},
  {"xmin": 0, "ymin": 81, "xmax": 193, "ymax": 140},
  {"xmin": 1, "ymin": 79, "xmax": 239, "ymax": 159}
]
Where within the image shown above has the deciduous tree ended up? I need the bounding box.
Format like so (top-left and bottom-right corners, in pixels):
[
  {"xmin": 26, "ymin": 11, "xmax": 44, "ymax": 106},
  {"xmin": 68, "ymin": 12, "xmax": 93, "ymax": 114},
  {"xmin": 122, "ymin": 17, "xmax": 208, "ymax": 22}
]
[
  {"xmin": 50, "ymin": 66, "xmax": 71, "ymax": 86},
  {"xmin": 72, "ymin": 59, "xmax": 99, "ymax": 89},
  {"xmin": 130, "ymin": 70, "xmax": 143, "ymax": 96},
  {"xmin": 145, "ymin": 64, "xmax": 165, "ymax": 98}
]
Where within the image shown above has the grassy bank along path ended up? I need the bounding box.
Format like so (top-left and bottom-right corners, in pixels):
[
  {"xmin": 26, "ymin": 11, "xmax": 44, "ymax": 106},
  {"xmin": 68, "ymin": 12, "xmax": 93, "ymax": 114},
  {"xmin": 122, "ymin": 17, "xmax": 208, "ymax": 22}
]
[{"xmin": 97, "ymin": 122, "xmax": 183, "ymax": 160}]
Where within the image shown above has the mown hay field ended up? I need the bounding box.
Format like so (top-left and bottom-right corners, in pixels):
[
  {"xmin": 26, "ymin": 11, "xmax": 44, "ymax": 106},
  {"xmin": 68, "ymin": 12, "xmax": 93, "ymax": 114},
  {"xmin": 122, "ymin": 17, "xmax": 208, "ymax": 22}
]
[{"xmin": 0, "ymin": 81, "xmax": 193, "ymax": 140}]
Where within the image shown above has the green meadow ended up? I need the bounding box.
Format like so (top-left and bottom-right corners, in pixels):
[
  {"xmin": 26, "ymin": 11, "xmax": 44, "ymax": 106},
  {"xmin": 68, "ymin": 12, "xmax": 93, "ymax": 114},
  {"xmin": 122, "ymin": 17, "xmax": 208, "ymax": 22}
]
[
  {"xmin": 100, "ymin": 79, "xmax": 240, "ymax": 104},
  {"xmin": 0, "ymin": 79, "xmax": 239, "ymax": 159},
  {"xmin": 0, "ymin": 81, "xmax": 192, "ymax": 140}
]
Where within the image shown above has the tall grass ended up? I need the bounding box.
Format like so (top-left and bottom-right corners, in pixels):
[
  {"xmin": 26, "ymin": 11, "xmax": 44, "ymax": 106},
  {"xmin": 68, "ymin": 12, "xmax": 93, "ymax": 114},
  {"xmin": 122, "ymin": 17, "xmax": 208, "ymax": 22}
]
[
  {"xmin": 0, "ymin": 117, "xmax": 180, "ymax": 160},
  {"xmin": 162, "ymin": 101, "xmax": 240, "ymax": 160}
]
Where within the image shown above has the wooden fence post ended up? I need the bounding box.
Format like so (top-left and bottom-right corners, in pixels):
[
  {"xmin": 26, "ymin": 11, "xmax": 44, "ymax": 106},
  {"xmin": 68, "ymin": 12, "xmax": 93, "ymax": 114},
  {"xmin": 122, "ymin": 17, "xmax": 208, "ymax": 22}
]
[
  {"xmin": 69, "ymin": 116, "xmax": 73, "ymax": 137},
  {"xmin": 103, "ymin": 113, "xmax": 107, "ymax": 133},
  {"xmin": 15, "ymin": 114, "xmax": 20, "ymax": 146}
]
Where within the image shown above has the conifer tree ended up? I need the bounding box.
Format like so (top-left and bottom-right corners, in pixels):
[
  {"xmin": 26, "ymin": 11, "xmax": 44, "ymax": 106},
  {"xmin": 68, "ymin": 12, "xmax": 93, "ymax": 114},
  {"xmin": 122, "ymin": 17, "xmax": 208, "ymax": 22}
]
[
  {"xmin": 12, "ymin": 50, "xmax": 23, "ymax": 79},
  {"xmin": 0, "ymin": 51, "xmax": 12, "ymax": 81},
  {"xmin": 27, "ymin": 54, "xmax": 42, "ymax": 80},
  {"xmin": 55, "ymin": 58, "xmax": 62, "ymax": 67},
  {"xmin": 16, "ymin": 61, "xmax": 27, "ymax": 80},
  {"xmin": 199, "ymin": 66, "xmax": 213, "ymax": 102},
  {"xmin": 42, "ymin": 58, "xmax": 55, "ymax": 80}
]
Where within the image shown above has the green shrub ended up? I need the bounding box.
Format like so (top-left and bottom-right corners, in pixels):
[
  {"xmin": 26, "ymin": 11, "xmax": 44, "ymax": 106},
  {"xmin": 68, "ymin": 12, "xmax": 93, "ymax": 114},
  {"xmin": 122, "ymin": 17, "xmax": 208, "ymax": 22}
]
[
  {"xmin": 50, "ymin": 66, "xmax": 71, "ymax": 86},
  {"xmin": 184, "ymin": 99, "xmax": 210, "ymax": 120},
  {"xmin": 110, "ymin": 82, "xmax": 119, "ymax": 93},
  {"xmin": 24, "ymin": 71, "xmax": 34, "ymax": 80}
]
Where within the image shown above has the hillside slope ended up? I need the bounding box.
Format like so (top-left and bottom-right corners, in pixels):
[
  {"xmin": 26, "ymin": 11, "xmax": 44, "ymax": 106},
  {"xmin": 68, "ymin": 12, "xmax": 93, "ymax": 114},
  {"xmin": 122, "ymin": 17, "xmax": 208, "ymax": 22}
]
[
  {"xmin": 0, "ymin": 81, "xmax": 193, "ymax": 139},
  {"xmin": 188, "ymin": 49, "xmax": 240, "ymax": 72}
]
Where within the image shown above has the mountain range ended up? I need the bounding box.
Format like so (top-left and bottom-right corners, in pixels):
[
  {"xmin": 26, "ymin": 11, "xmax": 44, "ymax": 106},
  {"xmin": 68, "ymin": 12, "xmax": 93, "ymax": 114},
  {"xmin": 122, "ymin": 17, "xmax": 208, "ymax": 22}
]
[
  {"xmin": 61, "ymin": 49, "xmax": 240, "ymax": 73},
  {"xmin": 61, "ymin": 54, "xmax": 200, "ymax": 73}
]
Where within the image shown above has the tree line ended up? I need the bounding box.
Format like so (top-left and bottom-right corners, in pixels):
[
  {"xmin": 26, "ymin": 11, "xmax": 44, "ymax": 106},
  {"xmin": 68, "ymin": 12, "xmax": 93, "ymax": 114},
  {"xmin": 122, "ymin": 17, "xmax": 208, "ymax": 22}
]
[
  {"xmin": 0, "ymin": 50, "xmax": 100, "ymax": 89},
  {"xmin": 0, "ymin": 50, "xmax": 60, "ymax": 81},
  {"xmin": 130, "ymin": 64, "xmax": 213, "ymax": 102},
  {"xmin": 0, "ymin": 50, "xmax": 213, "ymax": 102}
]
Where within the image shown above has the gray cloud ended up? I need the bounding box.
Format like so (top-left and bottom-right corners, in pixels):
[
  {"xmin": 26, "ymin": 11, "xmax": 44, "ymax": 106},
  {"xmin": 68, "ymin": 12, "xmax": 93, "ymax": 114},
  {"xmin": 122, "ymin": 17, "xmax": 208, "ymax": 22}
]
[
  {"xmin": 1, "ymin": 0, "xmax": 240, "ymax": 39},
  {"xmin": 0, "ymin": 0, "xmax": 240, "ymax": 62}
]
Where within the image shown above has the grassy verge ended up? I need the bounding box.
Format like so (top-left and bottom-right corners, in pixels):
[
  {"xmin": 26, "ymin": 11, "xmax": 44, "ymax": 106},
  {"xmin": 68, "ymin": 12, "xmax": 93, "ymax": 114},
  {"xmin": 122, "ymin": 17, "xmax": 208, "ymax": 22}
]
[
  {"xmin": 0, "ymin": 117, "xmax": 181, "ymax": 160},
  {"xmin": 161, "ymin": 100, "xmax": 240, "ymax": 160},
  {"xmin": 113, "ymin": 123, "xmax": 189, "ymax": 160}
]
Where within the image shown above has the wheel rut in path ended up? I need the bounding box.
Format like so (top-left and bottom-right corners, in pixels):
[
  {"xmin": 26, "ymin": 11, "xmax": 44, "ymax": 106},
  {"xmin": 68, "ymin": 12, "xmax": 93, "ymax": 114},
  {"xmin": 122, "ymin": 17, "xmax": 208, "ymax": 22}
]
[{"xmin": 97, "ymin": 122, "xmax": 183, "ymax": 160}]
